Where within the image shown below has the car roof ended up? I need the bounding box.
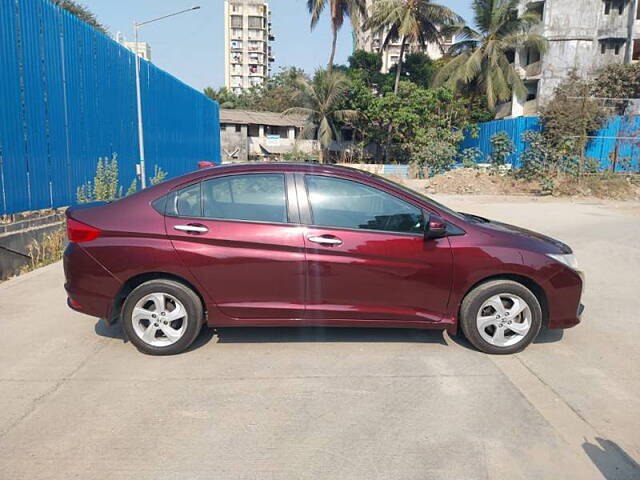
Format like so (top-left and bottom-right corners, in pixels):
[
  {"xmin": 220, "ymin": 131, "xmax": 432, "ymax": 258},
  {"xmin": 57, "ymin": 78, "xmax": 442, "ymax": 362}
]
[{"xmin": 166, "ymin": 162, "xmax": 381, "ymax": 188}]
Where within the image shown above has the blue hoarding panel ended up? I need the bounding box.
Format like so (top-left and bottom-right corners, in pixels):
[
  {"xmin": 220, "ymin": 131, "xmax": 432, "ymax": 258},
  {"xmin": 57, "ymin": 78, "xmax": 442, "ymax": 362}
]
[
  {"xmin": 460, "ymin": 116, "xmax": 639, "ymax": 171},
  {"xmin": 0, "ymin": 0, "xmax": 220, "ymax": 215}
]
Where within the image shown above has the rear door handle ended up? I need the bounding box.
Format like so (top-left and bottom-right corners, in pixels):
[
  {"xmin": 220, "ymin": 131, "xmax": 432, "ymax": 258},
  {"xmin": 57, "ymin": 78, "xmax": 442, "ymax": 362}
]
[
  {"xmin": 308, "ymin": 235, "xmax": 343, "ymax": 246},
  {"xmin": 174, "ymin": 224, "xmax": 209, "ymax": 234}
]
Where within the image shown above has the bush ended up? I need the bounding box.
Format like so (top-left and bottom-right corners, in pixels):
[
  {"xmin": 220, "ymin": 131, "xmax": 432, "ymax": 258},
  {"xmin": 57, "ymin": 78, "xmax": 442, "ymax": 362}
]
[
  {"xmin": 77, "ymin": 153, "xmax": 139, "ymax": 203},
  {"xmin": 149, "ymin": 165, "xmax": 167, "ymax": 185},
  {"xmin": 20, "ymin": 227, "xmax": 66, "ymax": 273},
  {"xmin": 489, "ymin": 132, "xmax": 515, "ymax": 171},
  {"xmin": 77, "ymin": 154, "xmax": 123, "ymax": 203},
  {"xmin": 459, "ymin": 147, "xmax": 483, "ymax": 168}
]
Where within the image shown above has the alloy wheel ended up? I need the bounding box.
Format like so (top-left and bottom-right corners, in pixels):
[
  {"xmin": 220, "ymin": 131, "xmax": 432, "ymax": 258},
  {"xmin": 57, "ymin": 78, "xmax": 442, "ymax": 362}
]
[
  {"xmin": 476, "ymin": 293, "xmax": 532, "ymax": 348},
  {"xmin": 131, "ymin": 293, "xmax": 188, "ymax": 347}
]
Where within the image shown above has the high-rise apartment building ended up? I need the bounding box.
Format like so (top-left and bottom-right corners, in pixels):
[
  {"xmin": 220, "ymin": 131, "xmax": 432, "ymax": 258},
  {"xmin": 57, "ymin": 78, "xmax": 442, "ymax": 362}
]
[
  {"xmin": 352, "ymin": 0, "xmax": 454, "ymax": 73},
  {"xmin": 224, "ymin": 0, "xmax": 275, "ymax": 94}
]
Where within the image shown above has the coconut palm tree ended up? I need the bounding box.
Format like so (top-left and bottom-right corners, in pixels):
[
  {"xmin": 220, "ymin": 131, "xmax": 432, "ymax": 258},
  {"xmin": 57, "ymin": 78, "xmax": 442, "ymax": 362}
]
[
  {"xmin": 433, "ymin": 0, "xmax": 547, "ymax": 110},
  {"xmin": 284, "ymin": 70, "xmax": 358, "ymax": 163},
  {"xmin": 364, "ymin": 0, "xmax": 462, "ymax": 93},
  {"xmin": 307, "ymin": 0, "xmax": 366, "ymax": 72}
]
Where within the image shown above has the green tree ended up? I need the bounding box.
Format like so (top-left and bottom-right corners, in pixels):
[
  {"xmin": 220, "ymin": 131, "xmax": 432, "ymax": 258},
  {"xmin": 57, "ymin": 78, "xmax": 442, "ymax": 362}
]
[
  {"xmin": 342, "ymin": 79, "xmax": 475, "ymax": 171},
  {"xmin": 591, "ymin": 63, "xmax": 640, "ymax": 114},
  {"xmin": 203, "ymin": 86, "xmax": 256, "ymax": 110},
  {"xmin": 434, "ymin": 0, "xmax": 546, "ymax": 110},
  {"xmin": 364, "ymin": 0, "xmax": 461, "ymax": 93},
  {"xmin": 348, "ymin": 49, "xmax": 383, "ymax": 75},
  {"xmin": 592, "ymin": 63, "xmax": 640, "ymax": 100},
  {"xmin": 51, "ymin": 0, "xmax": 107, "ymax": 34},
  {"xmin": 204, "ymin": 68, "xmax": 308, "ymax": 112},
  {"xmin": 388, "ymin": 52, "xmax": 437, "ymax": 88},
  {"xmin": 284, "ymin": 70, "xmax": 358, "ymax": 163},
  {"xmin": 540, "ymin": 73, "xmax": 606, "ymax": 159},
  {"xmin": 307, "ymin": 0, "xmax": 366, "ymax": 72},
  {"xmin": 252, "ymin": 67, "xmax": 307, "ymax": 112}
]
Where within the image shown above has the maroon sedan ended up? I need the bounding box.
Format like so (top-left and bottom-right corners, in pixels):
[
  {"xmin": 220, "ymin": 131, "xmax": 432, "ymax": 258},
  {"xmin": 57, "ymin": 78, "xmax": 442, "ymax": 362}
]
[{"xmin": 64, "ymin": 163, "xmax": 584, "ymax": 355}]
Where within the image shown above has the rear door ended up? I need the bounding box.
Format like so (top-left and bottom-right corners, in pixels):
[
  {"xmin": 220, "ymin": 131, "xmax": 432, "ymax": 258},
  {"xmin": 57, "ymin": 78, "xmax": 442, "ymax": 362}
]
[
  {"xmin": 165, "ymin": 172, "xmax": 306, "ymax": 320},
  {"xmin": 297, "ymin": 173, "xmax": 453, "ymax": 324}
]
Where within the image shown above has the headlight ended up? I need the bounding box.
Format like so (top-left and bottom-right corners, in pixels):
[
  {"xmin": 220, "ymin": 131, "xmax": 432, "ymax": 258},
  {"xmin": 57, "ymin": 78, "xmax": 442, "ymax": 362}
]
[{"xmin": 547, "ymin": 253, "xmax": 579, "ymax": 271}]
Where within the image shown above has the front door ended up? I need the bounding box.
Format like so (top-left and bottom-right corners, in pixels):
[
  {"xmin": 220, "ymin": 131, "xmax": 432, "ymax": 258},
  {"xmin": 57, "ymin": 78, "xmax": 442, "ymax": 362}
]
[
  {"xmin": 165, "ymin": 173, "xmax": 306, "ymax": 320},
  {"xmin": 299, "ymin": 174, "xmax": 453, "ymax": 324}
]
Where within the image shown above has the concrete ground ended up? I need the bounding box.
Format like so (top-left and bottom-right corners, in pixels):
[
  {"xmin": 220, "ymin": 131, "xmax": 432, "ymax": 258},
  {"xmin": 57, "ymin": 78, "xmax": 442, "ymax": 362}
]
[{"xmin": 1, "ymin": 195, "xmax": 639, "ymax": 480}]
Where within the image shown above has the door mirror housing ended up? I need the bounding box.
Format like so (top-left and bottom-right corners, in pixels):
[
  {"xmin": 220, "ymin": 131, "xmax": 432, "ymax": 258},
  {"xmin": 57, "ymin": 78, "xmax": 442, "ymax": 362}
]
[{"xmin": 425, "ymin": 214, "xmax": 447, "ymax": 240}]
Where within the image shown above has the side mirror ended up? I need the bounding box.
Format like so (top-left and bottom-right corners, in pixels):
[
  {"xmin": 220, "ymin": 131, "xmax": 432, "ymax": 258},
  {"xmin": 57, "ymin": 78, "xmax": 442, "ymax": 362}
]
[{"xmin": 425, "ymin": 214, "xmax": 447, "ymax": 240}]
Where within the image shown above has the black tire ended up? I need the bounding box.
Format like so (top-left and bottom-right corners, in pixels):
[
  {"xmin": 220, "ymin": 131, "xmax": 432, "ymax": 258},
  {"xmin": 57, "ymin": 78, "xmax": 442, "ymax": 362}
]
[
  {"xmin": 121, "ymin": 279, "xmax": 204, "ymax": 355},
  {"xmin": 459, "ymin": 280, "xmax": 542, "ymax": 355}
]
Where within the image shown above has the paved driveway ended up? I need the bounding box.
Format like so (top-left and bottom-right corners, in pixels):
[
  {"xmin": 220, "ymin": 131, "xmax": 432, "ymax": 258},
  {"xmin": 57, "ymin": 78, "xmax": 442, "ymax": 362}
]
[{"xmin": 1, "ymin": 195, "xmax": 639, "ymax": 480}]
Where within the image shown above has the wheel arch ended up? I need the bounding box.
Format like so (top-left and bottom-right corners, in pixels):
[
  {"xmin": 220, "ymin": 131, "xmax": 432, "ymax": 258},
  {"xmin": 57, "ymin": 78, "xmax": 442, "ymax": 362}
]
[
  {"xmin": 109, "ymin": 272, "xmax": 207, "ymax": 324},
  {"xmin": 455, "ymin": 273, "xmax": 549, "ymax": 331}
]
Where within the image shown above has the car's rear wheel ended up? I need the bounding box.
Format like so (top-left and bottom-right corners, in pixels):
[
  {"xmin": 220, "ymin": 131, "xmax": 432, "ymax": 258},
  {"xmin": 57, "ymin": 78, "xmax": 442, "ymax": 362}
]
[
  {"xmin": 121, "ymin": 279, "xmax": 204, "ymax": 355},
  {"xmin": 460, "ymin": 280, "xmax": 542, "ymax": 355}
]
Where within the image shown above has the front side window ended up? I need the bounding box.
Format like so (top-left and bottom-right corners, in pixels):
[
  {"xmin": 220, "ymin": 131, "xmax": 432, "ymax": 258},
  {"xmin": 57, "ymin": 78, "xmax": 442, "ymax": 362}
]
[
  {"xmin": 202, "ymin": 173, "xmax": 287, "ymax": 223},
  {"xmin": 305, "ymin": 175, "xmax": 424, "ymax": 234}
]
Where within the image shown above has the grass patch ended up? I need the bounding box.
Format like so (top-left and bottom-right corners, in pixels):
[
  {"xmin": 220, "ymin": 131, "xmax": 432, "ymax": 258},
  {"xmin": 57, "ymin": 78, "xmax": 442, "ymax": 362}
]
[{"xmin": 19, "ymin": 227, "xmax": 67, "ymax": 274}]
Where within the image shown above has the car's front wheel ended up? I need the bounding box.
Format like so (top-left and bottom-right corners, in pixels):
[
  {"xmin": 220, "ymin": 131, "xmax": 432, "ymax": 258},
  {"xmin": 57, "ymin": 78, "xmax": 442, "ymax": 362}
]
[
  {"xmin": 121, "ymin": 279, "xmax": 204, "ymax": 355},
  {"xmin": 460, "ymin": 280, "xmax": 542, "ymax": 355}
]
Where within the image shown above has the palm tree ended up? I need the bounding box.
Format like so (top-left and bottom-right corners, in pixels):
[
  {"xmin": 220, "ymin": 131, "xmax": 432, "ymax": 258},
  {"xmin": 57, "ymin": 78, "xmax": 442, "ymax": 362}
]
[
  {"xmin": 307, "ymin": 0, "xmax": 366, "ymax": 72},
  {"xmin": 364, "ymin": 0, "xmax": 461, "ymax": 93},
  {"xmin": 433, "ymin": 0, "xmax": 547, "ymax": 110},
  {"xmin": 284, "ymin": 70, "xmax": 358, "ymax": 163}
]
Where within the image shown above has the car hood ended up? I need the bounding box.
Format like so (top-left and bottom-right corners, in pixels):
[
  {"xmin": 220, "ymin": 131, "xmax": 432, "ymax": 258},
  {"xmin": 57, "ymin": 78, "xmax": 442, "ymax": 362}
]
[{"xmin": 471, "ymin": 217, "xmax": 572, "ymax": 254}]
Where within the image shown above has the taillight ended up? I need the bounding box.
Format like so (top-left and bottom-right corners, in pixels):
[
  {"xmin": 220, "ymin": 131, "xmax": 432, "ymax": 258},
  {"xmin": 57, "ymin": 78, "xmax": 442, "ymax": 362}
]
[{"xmin": 67, "ymin": 218, "xmax": 101, "ymax": 243}]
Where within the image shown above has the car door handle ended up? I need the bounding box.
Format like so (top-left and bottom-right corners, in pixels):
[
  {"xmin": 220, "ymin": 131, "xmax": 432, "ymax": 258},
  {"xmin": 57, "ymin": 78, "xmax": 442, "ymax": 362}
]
[
  {"xmin": 174, "ymin": 224, "xmax": 209, "ymax": 234},
  {"xmin": 308, "ymin": 235, "xmax": 343, "ymax": 246}
]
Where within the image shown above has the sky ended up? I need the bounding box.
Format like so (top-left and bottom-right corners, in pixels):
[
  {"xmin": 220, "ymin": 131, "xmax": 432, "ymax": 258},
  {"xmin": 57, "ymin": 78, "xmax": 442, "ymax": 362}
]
[{"xmin": 83, "ymin": 0, "xmax": 474, "ymax": 93}]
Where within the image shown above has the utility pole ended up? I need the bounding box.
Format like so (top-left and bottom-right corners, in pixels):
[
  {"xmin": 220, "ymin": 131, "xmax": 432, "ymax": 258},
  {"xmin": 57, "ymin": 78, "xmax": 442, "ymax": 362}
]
[{"xmin": 133, "ymin": 6, "xmax": 200, "ymax": 189}]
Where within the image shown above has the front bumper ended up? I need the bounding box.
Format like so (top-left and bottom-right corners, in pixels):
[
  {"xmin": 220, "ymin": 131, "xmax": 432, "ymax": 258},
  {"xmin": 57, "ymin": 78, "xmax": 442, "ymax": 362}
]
[{"xmin": 545, "ymin": 266, "xmax": 584, "ymax": 330}]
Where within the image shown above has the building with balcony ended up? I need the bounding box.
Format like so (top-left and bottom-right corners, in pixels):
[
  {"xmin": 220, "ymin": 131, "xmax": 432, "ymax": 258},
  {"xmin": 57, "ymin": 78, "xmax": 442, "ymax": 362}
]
[
  {"xmin": 352, "ymin": 0, "xmax": 455, "ymax": 73},
  {"xmin": 224, "ymin": 0, "xmax": 275, "ymax": 94},
  {"xmin": 502, "ymin": 0, "xmax": 640, "ymax": 118}
]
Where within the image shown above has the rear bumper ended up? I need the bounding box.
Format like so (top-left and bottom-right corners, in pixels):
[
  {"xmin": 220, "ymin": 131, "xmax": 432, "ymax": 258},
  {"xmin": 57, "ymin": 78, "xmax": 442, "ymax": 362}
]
[{"xmin": 64, "ymin": 243, "xmax": 122, "ymax": 319}]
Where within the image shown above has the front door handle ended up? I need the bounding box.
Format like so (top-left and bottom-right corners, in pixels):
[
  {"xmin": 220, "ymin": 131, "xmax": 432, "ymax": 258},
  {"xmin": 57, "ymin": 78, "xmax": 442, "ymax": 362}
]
[
  {"xmin": 308, "ymin": 235, "xmax": 343, "ymax": 246},
  {"xmin": 174, "ymin": 224, "xmax": 209, "ymax": 234}
]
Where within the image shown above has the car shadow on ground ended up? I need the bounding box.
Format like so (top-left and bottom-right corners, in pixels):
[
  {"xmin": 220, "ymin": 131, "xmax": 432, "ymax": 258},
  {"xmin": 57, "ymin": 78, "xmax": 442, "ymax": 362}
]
[
  {"xmin": 94, "ymin": 318, "xmax": 564, "ymax": 351},
  {"xmin": 94, "ymin": 318, "xmax": 125, "ymax": 341},
  {"xmin": 582, "ymin": 437, "xmax": 640, "ymax": 479},
  {"xmin": 213, "ymin": 326, "xmax": 448, "ymax": 345},
  {"xmin": 94, "ymin": 318, "xmax": 216, "ymax": 353},
  {"xmin": 94, "ymin": 319, "xmax": 447, "ymax": 350},
  {"xmin": 447, "ymin": 326, "xmax": 565, "ymax": 352}
]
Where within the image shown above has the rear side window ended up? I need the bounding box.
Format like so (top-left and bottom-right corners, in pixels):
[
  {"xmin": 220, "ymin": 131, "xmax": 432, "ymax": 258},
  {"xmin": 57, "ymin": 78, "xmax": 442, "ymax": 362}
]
[
  {"xmin": 305, "ymin": 175, "xmax": 424, "ymax": 234},
  {"xmin": 166, "ymin": 183, "xmax": 202, "ymax": 217},
  {"xmin": 202, "ymin": 173, "xmax": 287, "ymax": 223}
]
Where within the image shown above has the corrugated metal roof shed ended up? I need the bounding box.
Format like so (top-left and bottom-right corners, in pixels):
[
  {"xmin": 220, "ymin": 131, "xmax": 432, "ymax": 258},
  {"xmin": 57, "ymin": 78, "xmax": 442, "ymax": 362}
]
[{"xmin": 220, "ymin": 109, "xmax": 307, "ymax": 128}]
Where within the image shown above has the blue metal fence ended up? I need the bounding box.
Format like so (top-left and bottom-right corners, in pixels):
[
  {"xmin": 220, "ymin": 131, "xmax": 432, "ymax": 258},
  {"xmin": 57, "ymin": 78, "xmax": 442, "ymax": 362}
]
[
  {"xmin": 0, "ymin": 0, "xmax": 220, "ymax": 215},
  {"xmin": 460, "ymin": 116, "xmax": 640, "ymax": 170}
]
